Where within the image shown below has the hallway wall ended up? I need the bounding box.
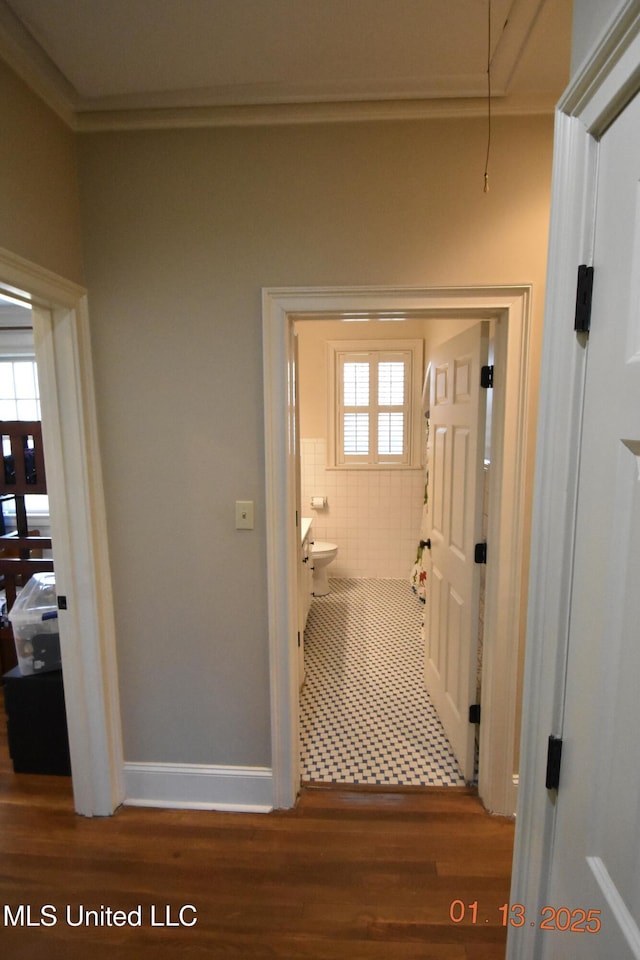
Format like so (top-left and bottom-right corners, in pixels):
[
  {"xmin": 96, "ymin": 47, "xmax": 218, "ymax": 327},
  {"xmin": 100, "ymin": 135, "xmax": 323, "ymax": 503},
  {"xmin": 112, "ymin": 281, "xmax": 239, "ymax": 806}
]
[
  {"xmin": 0, "ymin": 61, "xmax": 83, "ymax": 284},
  {"xmin": 76, "ymin": 114, "xmax": 555, "ymax": 773}
]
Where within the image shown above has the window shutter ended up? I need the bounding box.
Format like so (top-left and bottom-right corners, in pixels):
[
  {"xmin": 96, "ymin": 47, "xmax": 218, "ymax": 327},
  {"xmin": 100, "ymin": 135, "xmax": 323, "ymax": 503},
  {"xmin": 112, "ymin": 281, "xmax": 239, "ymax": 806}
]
[
  {"xmin": 343, "ymin": 413, "xmax": 369, "ymax": 454},
  {"xmin": 378, "ymin": 361, "xmax": 404, "ymax": 406},
  {"xmin": 329, "ymin": 340, "xmax": 422, "ymax": 469},
  {"xmin": 378, "ymin": 412, "xmax": 404, "ymax": 455},
  {"xmin": 343, "ymin": 361, "xmax": 369, "ymax": 407},
  {"xmin": 377, "ymin": 360, "xmax": 405, "ymax": 457}
]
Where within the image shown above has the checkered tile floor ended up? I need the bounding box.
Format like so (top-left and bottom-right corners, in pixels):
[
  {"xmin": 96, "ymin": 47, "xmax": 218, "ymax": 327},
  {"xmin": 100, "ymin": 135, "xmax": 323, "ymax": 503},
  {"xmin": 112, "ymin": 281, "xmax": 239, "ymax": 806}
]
[{"xmin": 299, "ymin": 578, "xmax": 465, "ymax": 786}]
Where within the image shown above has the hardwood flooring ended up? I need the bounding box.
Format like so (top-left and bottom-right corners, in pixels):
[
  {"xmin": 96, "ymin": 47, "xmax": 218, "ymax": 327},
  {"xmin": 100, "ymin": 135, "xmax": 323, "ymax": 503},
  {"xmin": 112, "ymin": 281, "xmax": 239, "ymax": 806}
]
[{"xmin": 0, "ymin": 689, "xmax": 514, "ymax": 959}]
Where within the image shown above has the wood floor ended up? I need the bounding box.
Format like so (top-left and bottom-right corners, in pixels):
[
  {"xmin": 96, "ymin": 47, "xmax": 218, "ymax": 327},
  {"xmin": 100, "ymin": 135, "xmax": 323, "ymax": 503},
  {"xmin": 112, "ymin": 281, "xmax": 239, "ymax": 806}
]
[{"xmin": 0, "ymin": 689, "xmax": 514, "ymax": 959}]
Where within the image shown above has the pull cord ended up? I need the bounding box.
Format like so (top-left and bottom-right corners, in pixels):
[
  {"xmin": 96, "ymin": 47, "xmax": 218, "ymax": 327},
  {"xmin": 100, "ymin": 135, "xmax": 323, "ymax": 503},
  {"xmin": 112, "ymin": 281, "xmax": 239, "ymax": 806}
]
[{"xmin": 484, "ymin": 0, "xmax": 492, "ymax": 193}]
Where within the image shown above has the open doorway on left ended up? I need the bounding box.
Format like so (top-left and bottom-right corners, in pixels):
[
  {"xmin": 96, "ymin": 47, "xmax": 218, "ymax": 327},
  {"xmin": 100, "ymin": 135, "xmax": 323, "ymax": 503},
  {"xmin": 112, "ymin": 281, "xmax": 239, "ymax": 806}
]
[{"xmin": 0, "ymin": 293, "xmax": 70, "ymax": 795}]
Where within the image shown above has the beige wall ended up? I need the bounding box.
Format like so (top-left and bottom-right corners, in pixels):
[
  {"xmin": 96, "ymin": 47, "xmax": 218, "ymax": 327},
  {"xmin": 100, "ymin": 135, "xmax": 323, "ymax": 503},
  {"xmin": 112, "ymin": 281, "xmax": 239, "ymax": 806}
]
[
  {"xmin": 0, "ymin": 62, "xmax": 83, "ymax": 284},
  {"xmin": 75, "ymin": 114, "xmax": 554, "ymax": 769}
]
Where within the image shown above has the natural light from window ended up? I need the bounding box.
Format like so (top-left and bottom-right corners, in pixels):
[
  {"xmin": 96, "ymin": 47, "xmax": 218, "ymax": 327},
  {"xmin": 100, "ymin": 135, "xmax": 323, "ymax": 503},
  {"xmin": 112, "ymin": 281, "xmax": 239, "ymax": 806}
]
[
  {"xmin": 329, "ymin": 339, "xmax": 423, "ymax": 469},
  {"xmin": 0, "ymin": 358, "xmax": 48, "ymax": 517}
]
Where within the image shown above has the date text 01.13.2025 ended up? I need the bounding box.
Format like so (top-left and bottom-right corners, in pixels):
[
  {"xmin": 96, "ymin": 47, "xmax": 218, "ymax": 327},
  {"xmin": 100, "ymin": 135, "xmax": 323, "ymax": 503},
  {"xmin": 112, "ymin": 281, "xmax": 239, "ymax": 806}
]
[{"xmin": 449, "ymin": 900, "xmax": 602, "ymax": 933}]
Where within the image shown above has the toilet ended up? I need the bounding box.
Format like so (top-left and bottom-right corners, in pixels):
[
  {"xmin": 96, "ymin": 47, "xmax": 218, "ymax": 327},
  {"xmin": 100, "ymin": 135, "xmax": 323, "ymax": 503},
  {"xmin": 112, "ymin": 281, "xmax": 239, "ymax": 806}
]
[{"xmin": 311, "ymin": 541, "xmax": 338, "ymax": 596}]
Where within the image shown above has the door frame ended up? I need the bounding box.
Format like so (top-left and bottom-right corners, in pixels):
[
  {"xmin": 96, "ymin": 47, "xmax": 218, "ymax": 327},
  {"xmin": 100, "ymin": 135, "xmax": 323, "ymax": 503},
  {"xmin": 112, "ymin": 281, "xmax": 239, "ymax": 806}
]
[
  {"xmin": 263, "ymin": 284, "xmax": 532, "ymax": 814},
  {"xmin": 0, "ymin": 245, "xmax": 123, "ymax": 817},
  {"xmin": 508, "ymin": 4, "xmax": 640, "ymax": 957}
]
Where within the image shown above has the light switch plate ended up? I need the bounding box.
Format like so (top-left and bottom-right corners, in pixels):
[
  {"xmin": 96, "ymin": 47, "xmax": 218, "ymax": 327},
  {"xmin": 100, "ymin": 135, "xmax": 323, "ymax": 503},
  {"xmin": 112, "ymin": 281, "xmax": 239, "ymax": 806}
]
[{"xmin": 235, "ymin": 500, "xmax": 254, "ymax": 529}]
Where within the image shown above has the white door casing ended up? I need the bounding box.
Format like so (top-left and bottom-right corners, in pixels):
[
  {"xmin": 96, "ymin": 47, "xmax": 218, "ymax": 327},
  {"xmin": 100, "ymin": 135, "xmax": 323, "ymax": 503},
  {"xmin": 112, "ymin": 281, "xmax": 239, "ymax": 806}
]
[
  {"xmin": 292, "ymin": 328, "xmax": 305, "ymax": 688},
  {"xmin": 262, "ymin": 285, "xmax": 531, "ymax": 815},
  {"xmin": 544, "ymin": 85, "xmax": 640, "ymax": 958},
  {"xmin": 508, "ymin": 5, "xmax": 640, "ymax": 958},
  {"xmin": 425, "ymin": 322, "xmax": 489, "ymax": 782},
  {"xmin": 0, "ymin": 246, "xmax": 123, "ymax": 817}
]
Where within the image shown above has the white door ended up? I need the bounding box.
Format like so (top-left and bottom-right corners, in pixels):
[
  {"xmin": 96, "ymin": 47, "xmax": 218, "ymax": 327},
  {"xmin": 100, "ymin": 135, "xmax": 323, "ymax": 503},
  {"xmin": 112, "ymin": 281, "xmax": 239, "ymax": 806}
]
[
  {"xmin": 424, "ymin": 322, "xmax": 488, "ymax": 781},
  {"xmin": 540, "ymin": 90, "xmax": 640, "ymax": 956}
]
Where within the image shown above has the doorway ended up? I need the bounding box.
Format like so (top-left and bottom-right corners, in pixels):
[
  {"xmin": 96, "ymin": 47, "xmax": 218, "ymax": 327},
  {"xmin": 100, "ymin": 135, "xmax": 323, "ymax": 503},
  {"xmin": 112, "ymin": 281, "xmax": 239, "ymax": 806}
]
[
  {"xmin": 295, "ymin": 314, "xmax": 486, "ymax": 788},
  {"xmin": 262, "ymin": 284, "xmax": 532, "ymax": 815},
  {"xmin": 0, "ymin": 246, "xmax": 122, "ymax": 816},
  {"xmin": 0, "ymin": 303, "xmax": 51, "ymax": 677},
  {"xmin": 0, "ymin": 306, "xmax": 66, "ymax": 783}
]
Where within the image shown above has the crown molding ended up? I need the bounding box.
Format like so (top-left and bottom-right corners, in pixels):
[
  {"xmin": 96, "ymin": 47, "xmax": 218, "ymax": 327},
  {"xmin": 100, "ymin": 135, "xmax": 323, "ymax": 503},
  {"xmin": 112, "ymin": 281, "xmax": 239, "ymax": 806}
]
[
  {"xmin": 0, "ymin": 0, "xmax": 558, "ymax": 133},
  {"xmin": 0, "ymin": 0, "xmax": 78, "ymax": 125},
  {"xmin": 73, "ymin": 93, "xmax": 557, "ymax": 133}
]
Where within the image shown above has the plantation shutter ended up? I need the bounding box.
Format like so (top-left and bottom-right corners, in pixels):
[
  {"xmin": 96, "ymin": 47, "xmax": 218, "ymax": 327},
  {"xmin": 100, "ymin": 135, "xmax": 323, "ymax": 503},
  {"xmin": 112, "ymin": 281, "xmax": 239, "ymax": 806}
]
[{"xmin": 337, "ymin": 350, "xmax": 411, "ymax": 465}]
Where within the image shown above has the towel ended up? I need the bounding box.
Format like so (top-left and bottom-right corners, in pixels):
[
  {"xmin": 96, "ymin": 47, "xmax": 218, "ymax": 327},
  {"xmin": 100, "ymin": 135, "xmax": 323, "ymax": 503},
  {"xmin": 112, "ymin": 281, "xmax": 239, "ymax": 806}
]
[{"xmin": 410, "ymin": 407, "xmax": 430, "ymax": 603}]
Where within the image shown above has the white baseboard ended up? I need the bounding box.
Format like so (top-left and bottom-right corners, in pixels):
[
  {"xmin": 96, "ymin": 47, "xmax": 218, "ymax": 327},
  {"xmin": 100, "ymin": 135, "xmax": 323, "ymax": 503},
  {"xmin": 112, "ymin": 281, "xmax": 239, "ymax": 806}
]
[{"xmin": 123, "ymin": 762, "xmax": 273, "ymax": 812}]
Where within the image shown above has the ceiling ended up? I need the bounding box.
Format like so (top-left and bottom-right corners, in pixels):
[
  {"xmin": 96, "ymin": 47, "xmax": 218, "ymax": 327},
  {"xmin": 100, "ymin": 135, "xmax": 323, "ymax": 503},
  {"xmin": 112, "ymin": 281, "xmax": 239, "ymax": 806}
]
[{"xmin": 0, "ymin": 0, "xmax": 572, "ymax": 129}]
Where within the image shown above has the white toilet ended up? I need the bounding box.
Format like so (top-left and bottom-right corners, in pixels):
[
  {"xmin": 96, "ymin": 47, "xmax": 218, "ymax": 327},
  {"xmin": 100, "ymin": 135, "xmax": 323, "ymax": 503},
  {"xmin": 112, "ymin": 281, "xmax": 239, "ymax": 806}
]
[{"xmin": 311, "ymin": 541, "xmax": 338, "ymax": 596}]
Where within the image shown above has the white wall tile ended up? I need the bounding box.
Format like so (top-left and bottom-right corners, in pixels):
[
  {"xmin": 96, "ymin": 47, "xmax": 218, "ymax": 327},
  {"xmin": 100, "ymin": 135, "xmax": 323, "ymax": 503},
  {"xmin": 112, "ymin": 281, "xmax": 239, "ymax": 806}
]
[{"xmin": 301, "ymin": 439, "xmax": 424, "ymax": 579}]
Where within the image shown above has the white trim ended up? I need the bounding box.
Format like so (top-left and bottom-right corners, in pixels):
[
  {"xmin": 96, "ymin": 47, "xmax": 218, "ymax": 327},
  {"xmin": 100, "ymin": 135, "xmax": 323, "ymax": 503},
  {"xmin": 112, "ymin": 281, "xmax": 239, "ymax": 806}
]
[
  {"xmin": 0, "ymin": 245, "xmax": 124, "ymax": 817},
  {"xmin": 563, "ymin": 2, "xmax": 640, "ymax": 133},
  {"xmin": 508, "ymin": 112, "xmax": 596, "ymax": 960},
  {"xmin": 123, "ymin": 762, "xmax": 273, "ymax": 813},
  {"xmin": 0, "ymin": 246, "xmax": 84, "ymax": 306},
  {"xmin": 507, "ymin": 5, "xmax": 640, "ymax": 959},
  {"xmin": 72, "ymin": 95, "xmax": 558, "ymax": 133},
  {"xmin": 477, "ymin": 291, "xmax": 531, "ymax": 816},
  {"xmin": 263, "ymin": 284, "xmax": 532, "ymax": 815}
]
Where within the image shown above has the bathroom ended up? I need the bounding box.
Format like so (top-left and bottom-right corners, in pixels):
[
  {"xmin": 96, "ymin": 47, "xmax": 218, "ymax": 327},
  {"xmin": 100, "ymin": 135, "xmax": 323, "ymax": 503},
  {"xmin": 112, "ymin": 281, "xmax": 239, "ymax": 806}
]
[{"xmin": 295, "ymin": 313, "xmax": 491, "ymax": 786}]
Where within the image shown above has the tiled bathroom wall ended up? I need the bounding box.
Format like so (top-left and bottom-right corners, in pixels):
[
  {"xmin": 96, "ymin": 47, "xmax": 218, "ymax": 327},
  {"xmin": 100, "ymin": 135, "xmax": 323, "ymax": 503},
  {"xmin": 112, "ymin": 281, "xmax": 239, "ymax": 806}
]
[{"xmin": 301, "ymin": 438, "xmax": 425, "ymax": 579}]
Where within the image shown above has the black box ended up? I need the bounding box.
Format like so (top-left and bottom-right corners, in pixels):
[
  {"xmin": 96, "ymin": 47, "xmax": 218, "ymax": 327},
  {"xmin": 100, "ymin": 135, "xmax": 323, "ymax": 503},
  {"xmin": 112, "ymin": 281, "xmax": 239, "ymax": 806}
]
[{"xmin": 2, "ymin": 667, "xmax": 71, "ymax": 775}]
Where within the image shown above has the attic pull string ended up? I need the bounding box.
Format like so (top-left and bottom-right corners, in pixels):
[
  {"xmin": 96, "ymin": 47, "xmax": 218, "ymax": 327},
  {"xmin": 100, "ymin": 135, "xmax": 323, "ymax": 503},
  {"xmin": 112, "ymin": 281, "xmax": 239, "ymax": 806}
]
[{"xmin": 484, "ymin": 0, "xmax": 492, "ymax": 193}]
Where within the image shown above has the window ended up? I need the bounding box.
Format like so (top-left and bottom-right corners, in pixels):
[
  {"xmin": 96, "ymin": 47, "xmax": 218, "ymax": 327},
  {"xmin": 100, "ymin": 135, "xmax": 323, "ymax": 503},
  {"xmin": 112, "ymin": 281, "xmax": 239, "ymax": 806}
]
[
  {"xmin": 0, "ymin": 358, "xmax": 48, "ymax": 517},
  {"xmin": 0, "ymin": 360, "xmax": 41, "ymax": 422},
  {"xmin": 328, "ymin": 340, "xmax": 423, "ymax": 468}
]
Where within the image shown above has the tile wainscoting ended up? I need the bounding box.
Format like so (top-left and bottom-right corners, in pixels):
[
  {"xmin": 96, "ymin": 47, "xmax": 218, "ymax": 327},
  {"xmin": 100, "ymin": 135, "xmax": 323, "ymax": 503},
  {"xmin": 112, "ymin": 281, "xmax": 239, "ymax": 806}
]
[{"xmin": 301, "ymin": 438, "xmax": 424, "ymax": 580}]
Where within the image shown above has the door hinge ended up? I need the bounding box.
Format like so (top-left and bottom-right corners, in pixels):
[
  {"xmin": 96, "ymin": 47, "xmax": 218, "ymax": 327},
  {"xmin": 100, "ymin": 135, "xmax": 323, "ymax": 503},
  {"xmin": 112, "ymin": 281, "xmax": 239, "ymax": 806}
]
[
  {"xmin": 574, "ymin": 264, "xmax": 594, "ymax": 334},
  {"xmin": 469, "ymin": 703, "xmax": 481, "ymax": 724},
  {"xmin": 474, "ymin": 542, "xmax": 487, "ymax": 564},
  {"xmin": 480, "ymin": 365, "xmax": 494, "ymax": 388},
  {"xmin": 545, "ymin": 735, "xmax": 563, "ymax": 790}
]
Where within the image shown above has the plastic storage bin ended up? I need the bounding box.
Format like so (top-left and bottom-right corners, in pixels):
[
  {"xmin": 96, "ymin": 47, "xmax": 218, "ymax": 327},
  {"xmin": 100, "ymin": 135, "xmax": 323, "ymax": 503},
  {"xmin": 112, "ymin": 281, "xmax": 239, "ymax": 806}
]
[{"xmin": 8, "ymin": 572, "xmax": 60, "ymax": 675}]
